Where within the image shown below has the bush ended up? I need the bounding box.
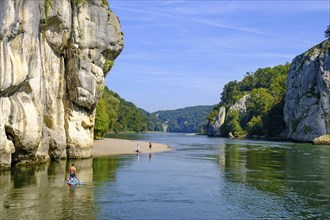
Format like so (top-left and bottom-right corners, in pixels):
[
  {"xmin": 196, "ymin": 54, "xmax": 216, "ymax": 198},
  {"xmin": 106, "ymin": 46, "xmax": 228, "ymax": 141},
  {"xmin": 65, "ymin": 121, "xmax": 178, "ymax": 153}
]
[{"xmin": 247, "ymin": 116, "xmax": 264, "ymax": 136}]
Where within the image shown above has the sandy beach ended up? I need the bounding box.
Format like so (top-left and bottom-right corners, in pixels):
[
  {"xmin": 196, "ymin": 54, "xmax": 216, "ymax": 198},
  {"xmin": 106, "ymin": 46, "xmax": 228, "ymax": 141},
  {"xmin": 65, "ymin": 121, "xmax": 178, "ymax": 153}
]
[{"xmin": 93, "ymin": 138, "xmax": 172, "ymax": 157}]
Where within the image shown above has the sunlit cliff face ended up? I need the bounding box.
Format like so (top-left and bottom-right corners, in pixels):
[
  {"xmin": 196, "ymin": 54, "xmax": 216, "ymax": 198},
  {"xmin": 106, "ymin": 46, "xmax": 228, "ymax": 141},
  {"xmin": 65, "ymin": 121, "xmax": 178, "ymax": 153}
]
[{"xmin": 0, "ymin": 0, "xmax": 123, "ymax": 168}]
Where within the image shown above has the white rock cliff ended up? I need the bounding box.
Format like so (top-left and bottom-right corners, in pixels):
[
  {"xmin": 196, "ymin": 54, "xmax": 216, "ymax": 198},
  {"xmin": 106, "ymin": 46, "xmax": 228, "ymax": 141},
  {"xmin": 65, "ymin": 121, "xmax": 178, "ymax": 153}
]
[
  {"xmin": 283, "ymin": 40, "xmax": 329, "ymax": 142},
  {"xmin": 207, "ymin": 106, "xmax": 225, "ymax": 136},
  {"xmin": 0, "ymin": 0, "xmax": 123, "ymax": 168}
]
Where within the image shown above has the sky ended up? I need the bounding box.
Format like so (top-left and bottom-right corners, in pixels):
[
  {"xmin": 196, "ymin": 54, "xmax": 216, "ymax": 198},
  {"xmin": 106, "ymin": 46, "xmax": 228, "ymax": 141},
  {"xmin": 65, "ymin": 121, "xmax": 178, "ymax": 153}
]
[{"xmin": 105, "ymin": 0, "xmax": 329, "ymax": 113}]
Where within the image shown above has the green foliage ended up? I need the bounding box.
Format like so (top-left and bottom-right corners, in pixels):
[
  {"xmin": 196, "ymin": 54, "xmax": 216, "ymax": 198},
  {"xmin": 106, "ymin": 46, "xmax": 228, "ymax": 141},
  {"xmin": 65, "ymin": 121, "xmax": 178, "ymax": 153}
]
[
  {"xmin": 221, "ymin": 110, "xmax": 243, "ymax": 137},
  {"xmin": 207, "ymin": 109, "xmax": 220, "ymax": 123},
  {"xmin": 247, "ymin": 88, "xmax": 275, "ymax": 121},
  {"xmin": 247, "ymin": 116, "xmax": 264, "ymax": 136},
  {"xmin": 94, "ymin": 97, "xmax": 110, "ymax": 139},
  {"xmin": 44, "ymin": 0, "xmax": 52, "ymax": 24},
  {"xmin": 208, "ymin": 63, "xmax": 290, "ymax": 138},
  {"xmin": 150, "ymin": 105, "xmax": 215, "ymax": 133},
  {"xmin": 264, "ymin": 101, "xmax": 285, "ymax": 137},
  {"xmin": 220, "ymin": 80, "xmax": 243, "ymax": 108},
  {"xmin": 114, "ymin": 99, "xmax": 149, "ymax": 133},
  {"xmin": 94, "ymin": 86, "xmax": 151, "ymax": 138},
  {"xmin": 103, "ymin": 59, "xmax": 114, "ymax": 73},
  {"xmin": 73, "ymin": 0, "xmax": 87, "ymax": 5},
  {"xmin": 102, "ymin": 0, "xmax": 109, "ymax": 6}
]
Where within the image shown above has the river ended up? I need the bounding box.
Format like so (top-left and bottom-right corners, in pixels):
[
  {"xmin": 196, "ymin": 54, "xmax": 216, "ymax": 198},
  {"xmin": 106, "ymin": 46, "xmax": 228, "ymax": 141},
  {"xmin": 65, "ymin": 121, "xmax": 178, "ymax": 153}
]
[{"xmin": 1, "ymin": 133, "xmax": 329, "ymax": 219}]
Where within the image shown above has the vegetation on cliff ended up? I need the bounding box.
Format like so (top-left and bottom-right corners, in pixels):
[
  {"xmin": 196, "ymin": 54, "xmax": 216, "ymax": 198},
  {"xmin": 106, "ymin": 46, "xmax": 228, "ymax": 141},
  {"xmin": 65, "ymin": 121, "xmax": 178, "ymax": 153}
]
[{"xmin": 207, "ymin": 63, "xmax": 290, "ymax": 138}]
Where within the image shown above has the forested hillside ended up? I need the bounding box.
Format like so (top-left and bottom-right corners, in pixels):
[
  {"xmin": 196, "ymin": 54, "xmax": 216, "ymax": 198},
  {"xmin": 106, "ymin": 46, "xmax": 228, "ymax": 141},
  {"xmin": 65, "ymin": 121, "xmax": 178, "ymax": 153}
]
[
  {"xmin": 151, "ymin": 105, "xmax": 215, "ymax": 133},
  {"xmin": 207, "ymin": 63, "xmax": 290, "ymax": 138},
  {"xmin": 94, "ymin": 87, "xmax": 214, "ymax": 138},
  {"xmin": 94, "ymin": 87, "xmax": 151, "ymax": 138}
]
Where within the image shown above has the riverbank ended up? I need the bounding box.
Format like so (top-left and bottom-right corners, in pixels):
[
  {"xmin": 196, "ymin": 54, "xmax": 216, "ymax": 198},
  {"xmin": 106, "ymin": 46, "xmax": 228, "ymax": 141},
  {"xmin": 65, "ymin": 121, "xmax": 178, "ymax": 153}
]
[{"xmin": 93, "ymin": 138, "xmax": 172, "ymax": 157}]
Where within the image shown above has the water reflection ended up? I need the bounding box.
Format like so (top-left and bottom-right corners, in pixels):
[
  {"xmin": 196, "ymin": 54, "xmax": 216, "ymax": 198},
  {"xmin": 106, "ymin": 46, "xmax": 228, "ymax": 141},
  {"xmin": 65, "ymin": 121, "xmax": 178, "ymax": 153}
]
[
  {"xmin": 218, "ymin": 143, "xmax": 330, "ymax": 218},
  {"xmin": 1, "ymin": 134, "xmax": 329, "ymax": 219},
  {"xmin": 0, "ymin": 155, "xmax": 135, "ymax": 220},
  {"xmin": 0, "ymin": 159, "xmax": 95, "ymax": 220},
  {"xmin": 93, "ymin": 156, "xmax": 127, "ymax": 183}
]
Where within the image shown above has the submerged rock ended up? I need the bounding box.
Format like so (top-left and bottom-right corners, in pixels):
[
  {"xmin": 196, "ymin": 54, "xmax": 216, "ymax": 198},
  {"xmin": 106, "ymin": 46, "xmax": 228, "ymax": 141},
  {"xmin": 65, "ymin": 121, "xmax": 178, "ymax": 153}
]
[
  {"xmin": 0, "ymin": 0, "xmax": 123, "ymax": 168},
  {"xmin": 283, "ymin": 40, "xmax": 330, "ymax": 142}
]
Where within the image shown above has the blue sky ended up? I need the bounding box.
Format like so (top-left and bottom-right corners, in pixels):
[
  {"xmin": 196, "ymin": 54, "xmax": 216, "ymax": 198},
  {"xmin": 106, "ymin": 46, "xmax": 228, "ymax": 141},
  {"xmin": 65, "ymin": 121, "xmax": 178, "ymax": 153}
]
[{"xmin": 106, "ymin": 0, "xmax": 329, "ymax": 112}]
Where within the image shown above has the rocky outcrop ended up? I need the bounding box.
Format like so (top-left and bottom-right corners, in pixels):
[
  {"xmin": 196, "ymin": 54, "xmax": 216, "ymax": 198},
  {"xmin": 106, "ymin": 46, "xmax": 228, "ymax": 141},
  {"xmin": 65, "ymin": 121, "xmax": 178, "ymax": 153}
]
[
  {"xmin": 313, "ymin": 135, "xmax": 330, "ymax": 145},
  {"xmin": 228, "ymin": 94, "xmax": 250, "ymax": 114},
  {"xmin": 0, "ymin": 0, "xmax": 123, "ymax": 168},
  {"xmin": 283, "ymin": 40, "xmax": 329, "ymax": 143},
  {"xmin": 207, "ymin": 106, "xmax": 225, "ymax": 136},
  {"xmin": 207, "ymin": 95, "xmax": 250, "ymax": 137}
]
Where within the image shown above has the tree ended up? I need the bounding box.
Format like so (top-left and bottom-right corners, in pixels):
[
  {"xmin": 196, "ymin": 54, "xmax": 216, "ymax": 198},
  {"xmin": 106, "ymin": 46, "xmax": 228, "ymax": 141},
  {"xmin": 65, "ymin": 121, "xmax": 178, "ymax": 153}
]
[
  {"xmin": 247, "ymin": 88, "xmax": 275, "ymax": 121},
  {"xmin": 325, "ymin": 25, "xmax": 330, "ymax": 39},
  {"xmin": 247, "ymin": 115, "xmax": 264, "ymax": 136},
  {"xmin": 220, "ymin": 80, "xmax": 243, "ymax": 107},
  {"xmin": 221, "ymin": 110, "xmax": 243, "ymax": 137},
  {"xmin": 94, "ymin": 98, "xmax": 109, "ymax": 139}
]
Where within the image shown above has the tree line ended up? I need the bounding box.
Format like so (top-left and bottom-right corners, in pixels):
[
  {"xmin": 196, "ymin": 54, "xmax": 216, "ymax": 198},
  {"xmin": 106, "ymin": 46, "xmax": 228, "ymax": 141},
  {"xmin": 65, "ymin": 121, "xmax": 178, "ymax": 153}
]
[
  {"xmin": 149, "ymin": 105, "xmax": 215, "ymax": 133},
  {"xmin": 94, "ymin": 87, "xmax": 214, "ymax": 138}
]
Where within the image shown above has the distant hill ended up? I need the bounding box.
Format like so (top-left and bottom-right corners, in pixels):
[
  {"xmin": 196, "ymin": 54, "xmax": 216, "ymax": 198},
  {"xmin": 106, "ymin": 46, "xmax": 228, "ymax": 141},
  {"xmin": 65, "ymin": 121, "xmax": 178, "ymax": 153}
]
[
  {"xmin": 150, "ymin": 105, "xmax": 215, "ymax": 133},
  {"xmin": 94, "ymin": 87, "xmax": 215, "ymax": 137}
]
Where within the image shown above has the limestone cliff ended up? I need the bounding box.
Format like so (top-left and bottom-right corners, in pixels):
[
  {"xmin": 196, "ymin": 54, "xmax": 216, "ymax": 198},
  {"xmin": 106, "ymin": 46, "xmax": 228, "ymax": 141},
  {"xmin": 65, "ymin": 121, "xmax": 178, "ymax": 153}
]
[
  {"xmin": 207, "ymin": 106, "xmax": 225, "ymax": 136},
  {"xmin": 283, "ymin": 40, "xmax": 329, "ymax": 143},
  {"xmin": 207, "ymin": 95, "xmax": 250, "ymax": 137},
  {"xmin": 228, "ymin": 94, "xmax": 250, "ymax": 115},
  {"xmin": 0, "ymin": 0, "xmax": 123, "ymax": 168}
]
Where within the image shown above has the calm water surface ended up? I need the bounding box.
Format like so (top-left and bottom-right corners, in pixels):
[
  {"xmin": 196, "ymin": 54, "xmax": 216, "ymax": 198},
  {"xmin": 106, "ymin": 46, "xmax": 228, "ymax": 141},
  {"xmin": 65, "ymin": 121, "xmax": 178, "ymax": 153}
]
[{"xmin": 1, "ymin": 133, "xmax": 329, "ymax": 219}]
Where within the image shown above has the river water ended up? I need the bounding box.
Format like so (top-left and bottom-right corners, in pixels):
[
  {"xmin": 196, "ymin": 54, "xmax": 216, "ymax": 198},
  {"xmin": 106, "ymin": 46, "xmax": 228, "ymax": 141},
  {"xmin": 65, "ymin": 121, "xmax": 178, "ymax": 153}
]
[{"xmin": 1, "ymin": 133, "xmax": 329, "ymax": 219}]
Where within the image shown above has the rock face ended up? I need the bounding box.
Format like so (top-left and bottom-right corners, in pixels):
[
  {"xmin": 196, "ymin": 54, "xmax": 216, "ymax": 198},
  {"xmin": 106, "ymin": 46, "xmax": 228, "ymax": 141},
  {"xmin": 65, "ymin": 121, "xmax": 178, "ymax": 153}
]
[
  {"xmin": 0, "ymin": 0, "xmax": 123, "ymax": 168},
  {"xmin": 207, "ymin": 95, "xmax": 250, "ymax": 137},
  {"xmin": 283, "ymin": 40, "xmax": 329, "ymax": 142},
  {"xmin": 228, "ymin": 94, "xmax": 250, "ymax": 114},
  {"xmin": 207, "ymin": 106, "xmax": 225, "ymax": 136}
]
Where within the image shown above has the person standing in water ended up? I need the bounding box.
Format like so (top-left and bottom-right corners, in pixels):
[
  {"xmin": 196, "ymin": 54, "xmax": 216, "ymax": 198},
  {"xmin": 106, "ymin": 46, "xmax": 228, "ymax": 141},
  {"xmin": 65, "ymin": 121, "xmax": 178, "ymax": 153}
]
[
  {"xmin": 149, "ymin": 142, "xmax": 152, "ymax": 150},
  {"xmin": 136, "ymin": 144, "xmax": 141, "ymax": 153},
  {"xmin": 67, "ymin": 162, "xmax": 82, "ymax": 185},
  {"xmin": 69, "ymin": 163, "xmax": 77, "ymax": 180}
]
